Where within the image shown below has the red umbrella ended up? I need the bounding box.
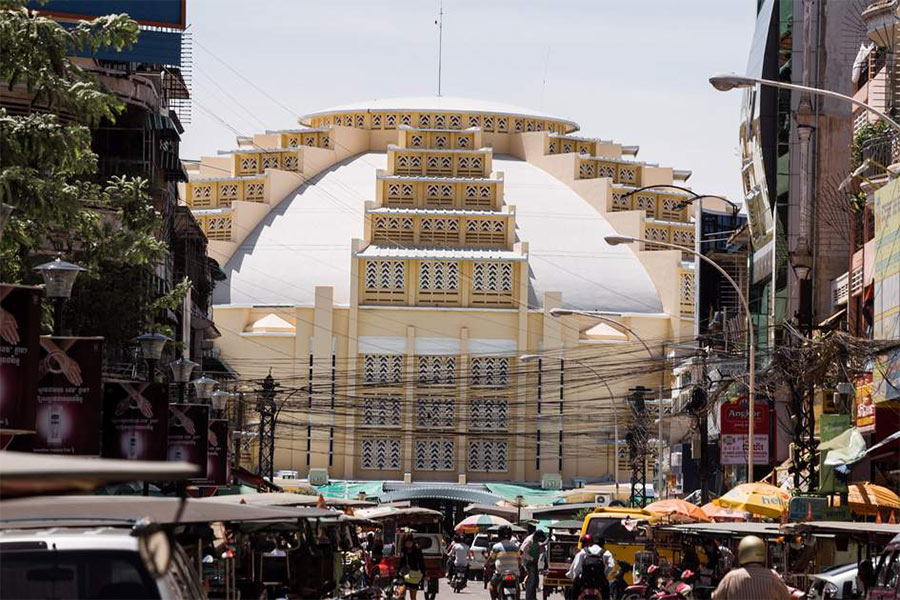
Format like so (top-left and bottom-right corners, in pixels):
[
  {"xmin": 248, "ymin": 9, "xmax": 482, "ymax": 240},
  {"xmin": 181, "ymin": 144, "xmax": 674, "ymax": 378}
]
[
  {"xmin": 701, "ymin": 502, "xmax": 750, "ymax": 522},
  {"xmin": 645, "ymin": 499, "xmax": 711, "ymax": 523}
]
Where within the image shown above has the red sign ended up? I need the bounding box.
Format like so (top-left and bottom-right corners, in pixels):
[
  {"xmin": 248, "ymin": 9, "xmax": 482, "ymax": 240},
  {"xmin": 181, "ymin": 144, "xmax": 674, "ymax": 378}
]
[
  {"xmin": 720, "ymin": 400, "xmax": 772, "ymax": 465},
  {"xmin": 0, "ymin": 285, "xmax": 41, "ymax": 433},
  {"xmin": 855, "ymin": 374, "xmax": 876, "ymax": 433}
]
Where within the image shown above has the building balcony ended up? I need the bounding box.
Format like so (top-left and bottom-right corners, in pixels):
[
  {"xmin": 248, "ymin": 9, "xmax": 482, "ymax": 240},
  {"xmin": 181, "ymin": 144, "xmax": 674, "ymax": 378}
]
[
  {"xmin": 377, "ymin": 170, "xmax": 503, "ymax": 211},
  {"xmin": 397, "ymin": 126, "xmax": 481, "ymax": 150},
  {"xmin": 832, "ymin": 271, "xmax": 850, "ymax": 307},
  {"xmin": 387, "ymin": 146, "xmax": 492, "ymax": 178},
  {"xmin": 194, "ymin": 209, "xmax": 232, "ymax": 241},
  {"xmin": 367, "ymin": 205, "xmax": 514, "ymax": 248},
  {"xmin": 217, "ymin": 148, "xmax": 303, "ymax": 176},
  {"xmin": 609, "ymin": 185, "xmax": 691, "ymax": 222},
  {"xmin": 642, "ymin": 220, "xmax": 695, "ymax": 251},
  {"xmin": 859, "ymin": 130, "xmax": 900, "ymax": 179},
  {"xmin": 185, "ymin": 176, "xmax": 267, "ymax": 208}
]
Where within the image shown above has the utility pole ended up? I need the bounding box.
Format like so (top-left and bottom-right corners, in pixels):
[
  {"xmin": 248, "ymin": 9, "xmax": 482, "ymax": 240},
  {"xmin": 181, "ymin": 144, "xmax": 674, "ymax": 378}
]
[
  {"xmin": 627, "ymin": 385, "xmax": 651, "ymax": 507},
  {"xmin": 257, "ymin": 370, "xmax": 276, "ymax": 481},
  {"xmin": 687, "ymin": 349, "xmax": 711, "ymax": 505}
]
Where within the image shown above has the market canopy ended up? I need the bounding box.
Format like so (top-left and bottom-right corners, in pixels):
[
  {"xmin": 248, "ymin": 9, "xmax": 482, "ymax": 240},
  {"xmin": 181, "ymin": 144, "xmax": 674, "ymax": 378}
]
[
  {"xmin": 455, "ymin": 514, "xmax": 512, "ymax": 533},
  {"xmin": 714, "ymin": 482, "xmax": 791, "ymax": 519},
  {"xmin": 0, "ymin": 451, "xmax": 199, "ymax": 498},
  {"xmin": 645, "ymin": 499, "xmax": 711, "ymax": 523},
  {"xmin": 701, "ymin": 502, "xmax": 750, "ymax": 522},
  {"xmin": 0, "ymin": 495, "xmax": 332, "ymax": 528},
  {"xmin": 837, "ymin": 483, "xmax": 900, "ymax": 517}
]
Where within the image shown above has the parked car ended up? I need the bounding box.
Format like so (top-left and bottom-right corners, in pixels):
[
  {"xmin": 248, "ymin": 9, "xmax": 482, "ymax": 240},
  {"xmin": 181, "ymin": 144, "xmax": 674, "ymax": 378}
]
[
  {"xmin": 806, "ymin": 563, "xmax": 858, "ymax": 599},
  {"xmin": 0, "ymin": 524, "xmax": 204, "ymax": 599},
  {"xmin": 470, "ymin": 533, "xmax": 492, "ymax": 576}
]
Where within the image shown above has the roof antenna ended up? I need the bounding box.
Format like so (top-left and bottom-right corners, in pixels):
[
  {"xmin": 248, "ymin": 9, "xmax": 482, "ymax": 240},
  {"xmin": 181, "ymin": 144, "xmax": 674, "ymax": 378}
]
[{"xmin": 436, "ymin": 0, "xmax": 443, "ymax": 97}]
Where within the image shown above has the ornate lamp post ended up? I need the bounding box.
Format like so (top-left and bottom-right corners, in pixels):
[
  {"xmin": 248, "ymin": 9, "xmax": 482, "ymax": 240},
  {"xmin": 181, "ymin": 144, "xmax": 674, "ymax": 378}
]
[
  {"xmin": 169, "ymin": 357, "xmax": 198, "ymax": 402},
  {"xmin": 211, "ymin": 390, "xmax": 233, "ymax": 419},
  {"xmin": 192, "ymin": 375, "xmax": 217, "ymax": 404},
  {"xmin": 136, "ymin": 332, "xmax": 171, "ymax": 383},
  {"xmin": 33, "ymin": 256, "xmax": 85, "ymax": 336}
]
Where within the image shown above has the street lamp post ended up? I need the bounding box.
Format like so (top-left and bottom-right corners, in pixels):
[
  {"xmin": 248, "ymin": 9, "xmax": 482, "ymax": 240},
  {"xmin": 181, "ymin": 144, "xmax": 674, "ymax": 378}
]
[
  {"xmin": 192, "ymin": 375, "xmax": 217, "ymax": 404},
  {"xmin": 136, "ymin": 332, "xmax": 171, "ymax": 384},
  {"xmin": 520, "ymin": 353, "xmax": 621, "ymax": 498},
  {"xmin": 33, "ymin": 256, "xmax": 85, "ymax": 336},
  {"xmin": 169, "ymin": 356, "xmax": 199, "ymax": 402},
  {"xmin": 709, "ymin": 73, "xmax": 900, "ymax": 134},
  {"xmin": 604, "ymin": 234, "xmax": 757, "ymax": 482},
  {"xmin": 544, "ymin": 310, "xmax": 663, "ymax": 497}
]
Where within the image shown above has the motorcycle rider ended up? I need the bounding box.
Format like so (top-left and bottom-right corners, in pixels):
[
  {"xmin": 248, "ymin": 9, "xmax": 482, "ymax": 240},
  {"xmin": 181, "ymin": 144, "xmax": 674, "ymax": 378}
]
[
  {"xmin": 447, "ymin": 533, "xmax": 471, "ymax": 586},
  {"xmin": 520, "ymin": 528, "xmax": 546, "ymax": 600},
  {"xmin": 487, "ymin": 525, "xmax": 521, "ymax": 600},
  {"xmin": 711, "ymin": 535, "xmax": 790, "ymax": 600},
  {"xmin": 567, "ymin": 534, "xmax": 614, "ymax": 600}
]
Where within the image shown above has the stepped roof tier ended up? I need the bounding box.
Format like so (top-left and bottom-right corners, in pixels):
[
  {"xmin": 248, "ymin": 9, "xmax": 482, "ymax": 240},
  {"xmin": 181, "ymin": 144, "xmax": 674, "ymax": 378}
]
[{"xmin": 301, "ymin": 95, "xmax": 578, "ymax": 132}]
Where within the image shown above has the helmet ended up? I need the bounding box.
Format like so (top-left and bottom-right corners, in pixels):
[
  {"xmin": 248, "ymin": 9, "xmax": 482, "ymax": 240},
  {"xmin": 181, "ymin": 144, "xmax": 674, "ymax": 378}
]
[
  {"xmin": 579, "ymin": 534, "xmax": 592, "ymax": 546},
  {"xmin": 497, "ymin": 525, "xmax": 513, "ymax": 540},
  {"xmin": 534, "ymin": 529, "xmax": 546, "ymax": 542},
  {"xmin": 737, "ymin": 535, "xmax": 766, "ymax": 565},
  {"xmin": 453, "ymin": 533, "xmax": 462, "ymax": 543}
]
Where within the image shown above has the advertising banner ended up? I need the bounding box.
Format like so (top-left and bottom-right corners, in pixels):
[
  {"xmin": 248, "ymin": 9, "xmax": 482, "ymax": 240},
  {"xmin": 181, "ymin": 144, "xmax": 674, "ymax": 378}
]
[
  {"xmin": 102, "ymin": 382, "xmax": 169, "ymax": 461},
  {"xmin": 855, "ymin": 373, "xmax": 875, "ymax": 433},
  {"xmin": 720, "ymin": 400, "xmax": 771, "ymax": 465},
  {"xmin": 11, "ymin": 337, "xmax": 103, "ymax": 454},
  {"xmin": 0, "ymin": 284, "xmax": 41, "ymax": 433},
  {"xmin": 168, "ymin": 403, "xmax": 209, "ymax": 479},
  {"xmin": 199, "ymin": 419, "xmax": 231, "ymax": 486},
  {"xmin": 819, "ymin": 414, "xmax": 852, "ymax": 495}
]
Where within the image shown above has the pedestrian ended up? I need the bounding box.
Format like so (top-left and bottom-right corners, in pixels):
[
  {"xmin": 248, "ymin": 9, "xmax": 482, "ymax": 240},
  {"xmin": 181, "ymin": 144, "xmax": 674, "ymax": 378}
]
[
  {"xmin": 521, "ymin": 528, "xmax": 546, "ymax": 600},
  {"xmin": 711, "ymin": 535, "xmax": 791, "ymax": 600},
  {"xmin": 398, "ymin": 532, "xmax": 426, "ymax": 600}
]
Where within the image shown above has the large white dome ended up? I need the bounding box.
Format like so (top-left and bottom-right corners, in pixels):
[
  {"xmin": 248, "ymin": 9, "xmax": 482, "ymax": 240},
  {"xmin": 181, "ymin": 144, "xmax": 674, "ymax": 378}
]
[{"xmin": 214, "ymin": 152, "xmax": 663, "ymax": 314}]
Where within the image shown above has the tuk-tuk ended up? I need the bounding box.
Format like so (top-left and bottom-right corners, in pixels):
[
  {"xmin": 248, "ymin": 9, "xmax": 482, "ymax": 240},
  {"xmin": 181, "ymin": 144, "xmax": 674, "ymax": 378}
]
[
  {"xmin": 540, "ymin": 520, "xmax": 582, "ymax": 600},
  {"xmin": 356, "ymin": 506, "xmax": 445, "ymax": 600},
  {"xmin": 580, "ymin": 507, "xmax": 665, "ymax": 584}
]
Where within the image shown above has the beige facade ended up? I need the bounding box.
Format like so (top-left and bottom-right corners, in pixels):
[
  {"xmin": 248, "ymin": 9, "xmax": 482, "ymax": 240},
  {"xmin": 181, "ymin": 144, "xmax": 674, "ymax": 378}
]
[{"xmin": 184, "ymin": 98, "xmax": 701, "ymax": 486}]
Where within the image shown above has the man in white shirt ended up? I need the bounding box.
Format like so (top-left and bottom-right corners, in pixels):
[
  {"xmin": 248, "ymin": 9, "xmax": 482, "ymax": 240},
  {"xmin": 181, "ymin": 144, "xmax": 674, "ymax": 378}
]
[
  {"xmin": 521, "ymin": 529, "xmax": 546, "ymax": 600},
  {"xmin": 567, "ymin": 535, "xmax": 615, "ymax": 599},
  {"xmin": 447, "ymin": 533, "xmax": 471, "ymax": 583}
]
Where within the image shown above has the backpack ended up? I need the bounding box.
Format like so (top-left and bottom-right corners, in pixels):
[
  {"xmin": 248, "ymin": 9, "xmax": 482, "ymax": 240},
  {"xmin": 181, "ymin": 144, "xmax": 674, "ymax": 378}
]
[{"xmin": 581, "ymin": 552, "xmax": 607, "ymax": 587}]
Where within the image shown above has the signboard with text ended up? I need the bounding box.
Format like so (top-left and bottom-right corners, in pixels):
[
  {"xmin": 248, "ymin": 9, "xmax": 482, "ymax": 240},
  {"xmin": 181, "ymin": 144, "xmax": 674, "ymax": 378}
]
[
  {"xmin": 168, "ymin": 403, "xmax": 209, "ymax": 479},
  {"xmin": 720, "ymin": 400, "xmax": 771, "ymax": 465},
  {"xmin": 11, "ymin": 337, "xmax": 103, "ymax": 455},
  {"xmin": 102, "ymin": 382, "xmax": 169, "ymax": 461},
  {"xmin": 0, "ymin": 285, "xmax": 41, "ymax": 433},
  {"xmin": 855, "ymin": 373, "xmax": 875, "ymax": 433},
  {"xmin": 198, "ymin": 419, "xmax": 230, "ymax": 486}
]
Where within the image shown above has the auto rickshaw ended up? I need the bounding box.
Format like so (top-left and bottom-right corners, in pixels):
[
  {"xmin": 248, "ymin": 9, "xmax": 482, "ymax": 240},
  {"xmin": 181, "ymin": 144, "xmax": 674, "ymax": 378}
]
[
  {"xmin": 356, "ymin": 506, "xmax": 445, "ymax": 600},
  {"xmin": 540, "ymin": 520, "xmax": 583, "ymax": 600},
  {"xmin": 579, "ymin": 507, "xmax": 669, "ymax": 585}
]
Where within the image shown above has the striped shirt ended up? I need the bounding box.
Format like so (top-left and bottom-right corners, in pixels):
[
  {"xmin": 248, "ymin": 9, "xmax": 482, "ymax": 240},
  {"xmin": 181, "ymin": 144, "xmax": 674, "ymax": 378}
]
[
  {"xmin": 711, "ymin": 565, "xmax": 791, "ymax": 600},
  {"xmin": 491, "ymin": 540, "xmax": 520, "ymax": 575}
]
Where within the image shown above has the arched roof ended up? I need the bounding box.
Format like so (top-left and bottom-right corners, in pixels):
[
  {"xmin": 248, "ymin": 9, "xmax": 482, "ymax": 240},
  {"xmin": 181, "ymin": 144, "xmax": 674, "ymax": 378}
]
[
  {"xmin": 378, "ymin": 486, "xmax": 502, "ymax": 505},
  {"xmin": 214, "ymin": 152, "xmax": 663, "ymax": 314},
  {"xmin": 301, "ymin": 95, "xmax": 579, "ymax": 132}
]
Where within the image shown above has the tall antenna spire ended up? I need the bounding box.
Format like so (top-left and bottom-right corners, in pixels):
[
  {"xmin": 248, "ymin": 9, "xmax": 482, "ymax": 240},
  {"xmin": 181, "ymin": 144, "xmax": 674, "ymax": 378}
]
[{"xmin": 436, "ymin": 0, "xmax": 443, "ymax": 97}]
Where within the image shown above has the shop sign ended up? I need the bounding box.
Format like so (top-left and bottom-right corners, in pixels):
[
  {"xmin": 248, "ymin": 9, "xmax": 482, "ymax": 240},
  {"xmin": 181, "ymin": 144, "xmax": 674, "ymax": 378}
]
[
  {"xmin": 0, "ymin": 285, "xmax": 41, "ymax": 433},
  {"xmin": 168, "ymin": 403, "xmax": 209, "ymax": 479},
  {"xmin": 720, "ymin": 401, "xmax": 771, "ymax": 465},
  {"xmin": 788, "ymin": 496, "xmax": 826, "ymax": 521},
  {"xmin": 11, "ymin": 337, "xmax": 103, "ymax": 455},
  {"xmin": 101, "ymin": 382, "xmax": 169, "ymax": 461},
  {"xmin": 855, "ymin": 373, "xmax": 875, "ymax": 433},
  {"xmin": 198, "ymin": 419, "xmax": 230, "ymax": 486}
]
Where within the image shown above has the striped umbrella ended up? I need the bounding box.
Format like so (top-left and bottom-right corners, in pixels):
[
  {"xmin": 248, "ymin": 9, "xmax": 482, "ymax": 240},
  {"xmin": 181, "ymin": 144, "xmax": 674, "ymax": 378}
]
[
  {"xmin": 714, "ymin": 482, "xmax": 791, "ymax": 519},
  {"xmin": 454, "ymin": 513, "xmax": 512, "ymax": 533}
]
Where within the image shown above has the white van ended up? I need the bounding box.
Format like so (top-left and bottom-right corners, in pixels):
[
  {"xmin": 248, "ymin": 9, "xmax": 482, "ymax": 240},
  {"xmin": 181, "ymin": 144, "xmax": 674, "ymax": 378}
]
[{"xmin": 0, "ymin": 525, "xmax": 205, "ymax": 599}]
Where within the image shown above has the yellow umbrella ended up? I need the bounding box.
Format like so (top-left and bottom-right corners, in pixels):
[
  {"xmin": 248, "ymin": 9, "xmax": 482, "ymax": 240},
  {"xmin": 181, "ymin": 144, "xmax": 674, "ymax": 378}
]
[
  {"xmin": 714, "ymin": 482, "xmax": 791, "ymax": 519},
  {"xmin": 839, "ymin": 483, "xmax": 900, "ymax": 516}
]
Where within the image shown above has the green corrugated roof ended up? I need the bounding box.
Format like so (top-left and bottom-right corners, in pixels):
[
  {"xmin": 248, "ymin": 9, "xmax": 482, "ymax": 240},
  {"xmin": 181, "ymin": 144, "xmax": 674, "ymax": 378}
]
[
  {"xmin": 485, "ymin": 483, "xmax": 564, "ymax": 505},
  {"xmin": 316, "ymin": 480, "xmax": 384, "ymax": 499}
]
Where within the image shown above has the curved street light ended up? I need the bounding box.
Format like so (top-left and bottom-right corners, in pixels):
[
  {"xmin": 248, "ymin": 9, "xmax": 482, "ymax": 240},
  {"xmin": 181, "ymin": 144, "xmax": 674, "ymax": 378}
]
[
  {"xmin": 520, "ymin": 353, "xmax": 622, "ymax": 497},
  {"xmin": 605, "ymin": 234, "xmax": 757, "ymax": 482},
  {"xmin": 709, "ymin": 73, "xmax": 900, "ymax": 134},
  {"xmin": 619, "ymin": 184, "xmax": 740, "ymax": 215}
]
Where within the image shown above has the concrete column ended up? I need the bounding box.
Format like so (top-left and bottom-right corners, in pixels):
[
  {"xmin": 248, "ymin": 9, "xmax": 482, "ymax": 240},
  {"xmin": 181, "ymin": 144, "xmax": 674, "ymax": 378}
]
[
  {"xmin": 345, "ymin": 244, "xmax": 362, "ymax": 478},
  {"xmin": 310, "ymin": 287, "xmax": 334, "ymax": 471},
  {"xmin": 540, "ymin": 291, "xmax": 564, "ymax": 485},
  {"xmin": 458, "ymin": 328, "xmax": 470, "ymax": 481},
  {"xmin": 403, "ymin": 326, "xmax": 415, "ymax": 476}
]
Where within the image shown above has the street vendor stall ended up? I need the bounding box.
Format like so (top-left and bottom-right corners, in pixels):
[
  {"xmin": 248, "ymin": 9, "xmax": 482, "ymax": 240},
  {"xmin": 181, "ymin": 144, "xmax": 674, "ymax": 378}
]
[{"xmin": 540, "ymin": 519, "xmax": 582, "ymax": 600}]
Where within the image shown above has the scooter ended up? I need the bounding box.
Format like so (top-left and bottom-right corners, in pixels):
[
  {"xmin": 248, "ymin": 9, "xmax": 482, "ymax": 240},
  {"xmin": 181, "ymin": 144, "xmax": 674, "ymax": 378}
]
[
  {"xmin": 610, "ymin": 561, "xmax": 633, "ymax": 600},
  {"xmin": 622, "ymin": 564, "xmax": 661, "ymax": 600},
  {"xmin": 497, "ymin": 570, "xmax": 521, "ymax": 600},
  {"xmin": 650, "ymin": 568, "xmax": 695, "ymax": 600},
  {"xmin": 450, "ymin": 565, "xmax": 467, "ymax": 592}
]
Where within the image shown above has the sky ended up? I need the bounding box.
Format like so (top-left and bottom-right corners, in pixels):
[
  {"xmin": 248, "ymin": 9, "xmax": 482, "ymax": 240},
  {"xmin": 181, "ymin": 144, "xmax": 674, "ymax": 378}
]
[{"xmin": 181, "ymin": 1, "xmax": 757, "ymax": 203}]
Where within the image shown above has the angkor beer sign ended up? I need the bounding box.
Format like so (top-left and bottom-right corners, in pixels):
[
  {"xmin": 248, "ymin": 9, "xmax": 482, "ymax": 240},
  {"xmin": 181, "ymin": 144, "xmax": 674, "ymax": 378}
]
[
  {"xmin": 168, "ymin": 403, "xmax": 209, "ymax": 479},
  {"xmin": 102, "ymin": 382, "xmax": 169, "ymax": 461},
  {"xmin": 12, "ymin": 337, "xmax": 103, "ymax": 455},
  {"xmin": 199, "ymin": 419, "xmax": 230, "ymax": 487},
  {"xmin": 0, "ymin": 285, "xmax": 41, "ymax": 433},
  {"xmin": 855, "ymin": 373, "xmax": 875, "ymax": 433},
  {"xmin": 720, "ymin": 400, "xmax": 771, "ymax": 465}
]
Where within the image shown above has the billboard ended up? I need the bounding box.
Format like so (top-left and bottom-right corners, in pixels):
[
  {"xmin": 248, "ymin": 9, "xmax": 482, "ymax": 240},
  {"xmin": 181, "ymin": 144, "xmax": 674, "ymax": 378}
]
[
  {"xmin": 102, "ymin": 382, "xmax": 169, "ymax": 461},
  {"xmin": 720, "ymin": 400, "xmax": 772, "ymax": 465},
  {"xmin": 30, "ymin": 1, "xmax": 186, "ymax": 29},
  {"xmin": 0, "ymin": 285, "xmax": 41, "ymax": 433},
  {"xmin": 168, "ymin": 403, "xmax": 209, "ymax": 479},
  {"xmin": 199, "ymin": 419, "xmax": 231, "ymax": 487},
  {"xmin": 11, "ymin": 337, "xmax": 103, "ymax": 455},
  {"xmin": 855, "ymin": 373, "xmax": 876, "ymax": 433}
]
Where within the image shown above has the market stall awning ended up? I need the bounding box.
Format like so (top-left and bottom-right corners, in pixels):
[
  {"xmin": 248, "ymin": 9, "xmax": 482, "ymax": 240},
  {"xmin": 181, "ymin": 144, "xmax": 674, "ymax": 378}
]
[
  {"xmin": 199, "ymin": 492, "xmax": 374, "ymax": 508},
  {"xmin": 0, "ymin": 495, "xmax": 332, "ymax": 528},
  {"xmin": 714, "ymin": 482, "xmax": 791, "ymax": 519},
  {"xmin": 485, "ymin": 482, "xmax": 564, "ymax": 505},
  {"xmin": 0, "ymin": 451, "xmax": 198, "ymax": 498},
  {"xmin": 645, "ymin": 499, "xmax": 711, "ymax": 523}
]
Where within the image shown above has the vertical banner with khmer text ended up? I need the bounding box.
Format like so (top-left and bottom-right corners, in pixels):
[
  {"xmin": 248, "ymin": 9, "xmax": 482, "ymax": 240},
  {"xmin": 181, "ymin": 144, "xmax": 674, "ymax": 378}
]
[
  {"xmin": 168, "ymin": 403, "xmax": 209, "ymax": 479},
  {"xmin": 102, "ymin": 382, "xmax": 169, "ymax": 460},
  {"xmin": 0, "ymin": 284, "xmax": 41, "ymax": 434}
]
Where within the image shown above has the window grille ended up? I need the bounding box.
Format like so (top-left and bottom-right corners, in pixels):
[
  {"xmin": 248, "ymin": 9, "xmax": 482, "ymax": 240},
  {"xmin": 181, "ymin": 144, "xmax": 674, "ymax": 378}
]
[
  {"xmin": 468, "ymin": 440, "xmax": 508, "ymax": 472},
  {"xmin": 360, "ymin": 396, "xmax": 402, "ymax": 427},
  {"xmin": 417, "ymin": 355, "xmax": 457, "ymax": 386},
  {"xmin": 470, "ymin": 397, "xmax": 509, "ymax": 430},
  {"xmin": 415, "ymin": 397, "xmax": 456, "ymax": 428},
  {"xmin": 361, "ymin": 354, "xmax": 404, "ymax": 385},
  {"xmin": 361, "ymin": 437, "xmax": 401, "ymax": 470},
  {"xmin": 415, "ymin": 439, "xmax": 455, "ymax": 471},
  {"xmin": 364, "ymin": 260, "xmax": 405, "ymax": 290},
  {"xmin": 472, "ymin": 262, "xmax": 513, "ymax": 291},
  {"xmin": 470, "ymin": 356, "xmax": 510, "ymax": 387}
]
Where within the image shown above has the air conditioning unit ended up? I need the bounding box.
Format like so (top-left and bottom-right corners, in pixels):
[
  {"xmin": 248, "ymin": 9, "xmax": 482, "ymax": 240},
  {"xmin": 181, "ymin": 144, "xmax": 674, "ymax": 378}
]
[
  {"xmin": 593, "ymin": 493, "xmax": 611, "ymax": 506},
  {"xmin": 308, "ymin": 468, "xmax": 329, "ymax": 486}
]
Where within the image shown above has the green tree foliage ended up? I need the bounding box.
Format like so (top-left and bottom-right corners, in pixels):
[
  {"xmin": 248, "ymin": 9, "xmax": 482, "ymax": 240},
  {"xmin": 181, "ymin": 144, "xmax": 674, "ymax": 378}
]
[{"xmin": 0, "ymin": 1, "xmax": 188, "ymax": 342}]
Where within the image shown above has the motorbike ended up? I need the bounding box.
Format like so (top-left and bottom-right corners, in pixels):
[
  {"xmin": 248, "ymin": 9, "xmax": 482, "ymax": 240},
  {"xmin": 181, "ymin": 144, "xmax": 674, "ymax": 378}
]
[
  {"xmin": 650, "ymin": 568, "xmax": 695, "ymax": 600},
  {"xmin": 450, "ymin": 565, "xmax": 467, "ymax": 593},
  {"xmin": 622, "ymin": 564, "xmax": 661, "ymax": 600},
  {"xmin": 610, "ymin": 561, "xmax": 633, "ymax": 600},
  {"xmin": 497, "ymin": 570, "xmax": 521, "ymax": 600}
]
